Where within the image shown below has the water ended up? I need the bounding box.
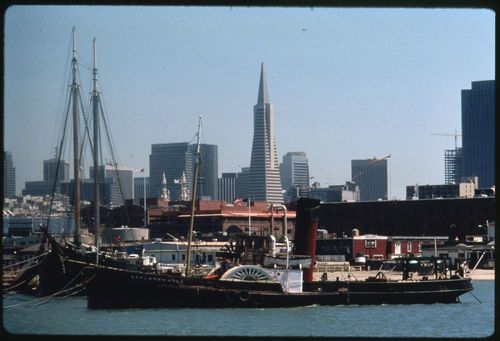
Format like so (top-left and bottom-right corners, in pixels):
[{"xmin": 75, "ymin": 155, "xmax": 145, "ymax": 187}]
[{"xmin": 3, "ymin": 281, "xmax": 495, "ymax": 338}]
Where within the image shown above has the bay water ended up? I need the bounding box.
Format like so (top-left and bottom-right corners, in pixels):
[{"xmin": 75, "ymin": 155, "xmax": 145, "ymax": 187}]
[{"xmin": 2, "ymin": 280, "xmax": 495, "ymax": 338}]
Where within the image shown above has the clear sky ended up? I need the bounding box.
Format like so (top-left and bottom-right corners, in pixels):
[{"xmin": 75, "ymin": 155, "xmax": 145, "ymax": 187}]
[{"xmin": 3, "ymin": 5, "xmax": 495, "ymax": 199}]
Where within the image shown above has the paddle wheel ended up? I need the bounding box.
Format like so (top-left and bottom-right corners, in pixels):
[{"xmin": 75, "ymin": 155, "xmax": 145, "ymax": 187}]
[{"xmin": 220, "ymin": 265, "xmax": 277, "ymax": 282}]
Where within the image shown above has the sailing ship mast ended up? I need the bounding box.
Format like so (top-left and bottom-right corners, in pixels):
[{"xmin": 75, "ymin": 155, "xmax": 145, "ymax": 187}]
[
  {"xmin": 71, "ymin": 27, "xmax": 81, "ymax": 245},
  {"xmin": 185, "ymin": 115, "xmax": 202, "ymax": 276},
  {"xmin": 91, "ymin": 37, "xmax": 101, "ymax": 261}
]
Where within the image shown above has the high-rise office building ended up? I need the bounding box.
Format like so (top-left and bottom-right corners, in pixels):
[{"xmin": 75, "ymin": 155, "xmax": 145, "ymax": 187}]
[
  {"xmin": 150, "ymin": 142, "xmax": 193, "ymax": 201},
  {"xmin": 23, "ymin": 158, "xmax": 70, "ymax": 197},
  {"xmin": 134, "ymin": 177, "xmax": 150, "ymax": 205},
  {"xmin": 351, "ymin": 158, "xmax": 388, "ymax": 201},
  {"xmin": 280, "ymin": 152, "xmax": 310, "ymax": 202},
  {"xmin": 235, "ymin": 167, "xmax": 250, "ymax": 199},
  {"xmin": 461, "ymin": 80, "xmax": 495, "ymax": 188},
  {"xmin": 444, "ymin": 148, "xmax": 463, "ymax": 184},
  {"xmin": 218, "ymin": 173, "xmax": 237, "ymax": 203},
  {"xmin": 44, "ymin": 158, "xmax": 70, "ymax": 184},
  {"xmin": 150, "ymin": 142, "xmax": 218, "ymax": 201},
  {"xmin": 3, "ymin": 151, "xmax": 16, "ymax": 198},
  {"xmin": 90, "ymin": 164, "xmax": 134, "ymax": 206},
  {"xmin": 193, "ymin": 143, "xmax": 218, "ymax": 200},
  {"xmin": 248, "ymin": 63, "xmax": 283, "ymax": 204}
]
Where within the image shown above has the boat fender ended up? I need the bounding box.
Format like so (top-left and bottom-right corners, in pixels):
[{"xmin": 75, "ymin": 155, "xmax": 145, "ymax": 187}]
[{"xmin": 237, "ymin": 291, "xmax": 250, "ymax": 302}]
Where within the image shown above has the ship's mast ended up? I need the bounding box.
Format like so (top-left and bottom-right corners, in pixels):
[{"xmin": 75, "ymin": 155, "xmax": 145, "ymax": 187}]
[
  {"xmin": 185, "ymin": 115, "xmax": 202, "ymax": 276},
  {"xmin": 91, "ymin": 37, "xmax": 101, "ymax": 260},
  {"xmin": 71, "ymin": 27, "xmax": 81, "ymax": 245}
]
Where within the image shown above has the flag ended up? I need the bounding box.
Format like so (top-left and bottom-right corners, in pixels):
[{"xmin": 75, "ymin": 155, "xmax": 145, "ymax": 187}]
[{"xmin": 242, "ymin": 197, "xmax": 253, "ymax": 206}]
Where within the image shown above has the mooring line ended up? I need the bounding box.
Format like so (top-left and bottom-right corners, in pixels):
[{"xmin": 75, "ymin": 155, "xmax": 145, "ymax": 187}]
[{"xmin": 469, "ymin": 291, "xmax": 482, "ymax": 304}]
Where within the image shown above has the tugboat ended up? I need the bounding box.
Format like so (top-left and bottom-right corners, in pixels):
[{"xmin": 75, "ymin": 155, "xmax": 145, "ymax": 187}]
[{"xmin": 86, "ymin": 198, "xmax": 474, "ymax": 309}]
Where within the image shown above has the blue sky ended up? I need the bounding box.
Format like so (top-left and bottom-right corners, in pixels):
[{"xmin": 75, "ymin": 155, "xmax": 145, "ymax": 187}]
[{"xmin": 4, "ymin": 5, "xmax": 495, "ymax": 199}]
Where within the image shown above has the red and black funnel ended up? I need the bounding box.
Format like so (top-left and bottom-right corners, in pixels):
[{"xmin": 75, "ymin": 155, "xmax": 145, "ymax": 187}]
[{"xmin": 293, "ymin": 197, "xmax": 321, "ymax": 282}]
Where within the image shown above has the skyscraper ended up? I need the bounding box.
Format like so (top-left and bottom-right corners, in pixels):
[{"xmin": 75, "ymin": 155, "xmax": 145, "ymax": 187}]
[
  {"xmin": 351, "ymin": 158, "xmax": 388, "ymax": 201},
  {"xmin": 3, "ymin": 151, "xmax": 16, "ymax": 198},
  {"xmin": 150, "ymin": 142, "xmax": 193, "ymax": 201},
  {"xmin": 235, "ymin": 166, "xmax": 250, "ymax": 199},
  {"xmin": 248, "ymin": 63, "xmax": 283, "ymax": 204},
  {"xmin": 90, "ymin": 164, "xmax": 134, "ymax": 206},
  {"xmin": 22, "ymin": 158, "xmax": 70, "ymax": 197},
  {"xmin": 149, "ymin": 142, "xmax": 218, "ymax": 201},
  {"xmin": 280, "ymin": 152, "xmax": 310, "ymax": 202},
  {"xmin": 134, "ymin": 176, "xmax": 150, "ymax": 205},
  {"xmin": 218, "ymin": 172, "xmax": 237, "ymax": 203},
  {"xmin": 461, "ymin": 80, "xmax": 495, "ymax": 188},
  {"xmin": 44, "ymin": 158, "xmax": 70, "ymax": 183},
  {"xmin": 444, "ymin": 148, "xmax": 463, "ymax": 184},
  {"xmin": 193, "ymin": 143, "xmax": 218, "ymax": 200}
]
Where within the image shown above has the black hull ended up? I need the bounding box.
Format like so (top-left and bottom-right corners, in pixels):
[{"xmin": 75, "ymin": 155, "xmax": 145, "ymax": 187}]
[
  {"xmin": 305, "ymin": 279, "xmax": 473, "ymax": 305},
  {"xmin": 87, "ymin": 267, "xmax": 473, "ymax": 309},
  {"xmin": 37, "ymin": 235, "xmax": 136, "ymax": 296}
]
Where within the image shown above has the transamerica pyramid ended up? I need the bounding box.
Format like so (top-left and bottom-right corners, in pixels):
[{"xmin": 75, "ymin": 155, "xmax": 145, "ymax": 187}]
[{"xmin": 248, "ymin": 63, "xmax": 284, "ymax": 204}]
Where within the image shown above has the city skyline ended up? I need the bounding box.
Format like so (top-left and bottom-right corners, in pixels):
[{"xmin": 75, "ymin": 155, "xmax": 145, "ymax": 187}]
[{"xmin": 4, "ymin": 6, "xmax": 495, "ymax": 199}]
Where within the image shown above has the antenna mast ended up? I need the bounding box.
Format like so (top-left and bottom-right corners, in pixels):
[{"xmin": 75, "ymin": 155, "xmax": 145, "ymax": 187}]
[
  {"xmin": 185, "ymin": 115, "xmax": 202, "ymax": 277},
  {"xmin": 71, "ymin": 27, "xmax": 81, "ymax": 245},
  {"xmin": 91, "ymin": 37, "xmax": 101, "ymax": 257}
]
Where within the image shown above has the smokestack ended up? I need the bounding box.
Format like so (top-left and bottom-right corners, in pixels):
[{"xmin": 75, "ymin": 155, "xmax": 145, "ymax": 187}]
[{"xmin": 293, "ymin": 197, "xmax": 321, "ymax": 282}]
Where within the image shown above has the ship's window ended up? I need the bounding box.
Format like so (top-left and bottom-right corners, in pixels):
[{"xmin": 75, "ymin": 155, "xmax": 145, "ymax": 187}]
[
  {"xmin": 365, "ymin": 240, "xmax": 376, "ymax": 248},
  {"xmin": 172, "ymin": 254, "xmax": 176, "ymax": 261},
  {"xmin": 208, "ymin": 255, "xmax": 213, "ymax": 262},
  {"xmin": 182, "ymin": 254, "xmax": 186, "ymax": 261}
]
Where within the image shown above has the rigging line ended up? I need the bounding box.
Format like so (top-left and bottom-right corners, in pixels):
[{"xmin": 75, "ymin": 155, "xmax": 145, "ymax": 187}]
[
  {"xmin": 2, "ymin": 251, "xmax": 51, "ymax": 270},
  {"xmin": 2, "ymin": 275, "xmax": 89, "ymax": 310},
  {"xmin": 51, "ymin": 37, "xmax": 73, "ymax": 153},
  {"xmin": 99, "ymin": 98, "xmax": 119, "ymax": 169},
  {"xmin": 0, "ymin": 269, "xmax": 82, "ymax": 309},
  {"xmin": 99, "ymin": 100, "xmax": 128, "ymax": 214},
  {"xmin": 78, "ymin": 60, "xmax": 92, "ymax": 71},
  {"xmin": 77, "ymin": 86, "xmax": 94, "ymax": 168},
  {"xmin": 35, "ymin": 273, "xmax": 96, "ymax": 306},
  {"xmin": 58, "ymin": 274, "xmax": 96, "ymax": 299},
  {"xmin": 70, "ymin": 61, "xmax": 91, "ymax": 176},
  {"xmin": 468, "ymin": 290, "xmax": 482, "ymax": 304},
  {"xmin": 46, "ymin": 93, "xmax": 73, "ymax": 227},
  {"xmin": 3, "ymin": 280, "xmax": 27, "ymax": 292},
  {"xmin": 33, "ymin": 265, "xmax": 94, "ymax": 304},
  {"xmin": 3, "ymin": 261, "xmax": 40, "ymax": 281},
  {"xmin": 96, "ymin": 97, "xmax": 105, "ymax": 178}
]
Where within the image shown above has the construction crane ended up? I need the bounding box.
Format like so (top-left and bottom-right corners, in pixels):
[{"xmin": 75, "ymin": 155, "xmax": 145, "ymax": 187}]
[
  {"xmin": 352, "ymin": 154, "xmax": 391, "ymax": 180},
  {"xmin": 430, "ymin": 130, "xmax": 462, "ymax": 150}
]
